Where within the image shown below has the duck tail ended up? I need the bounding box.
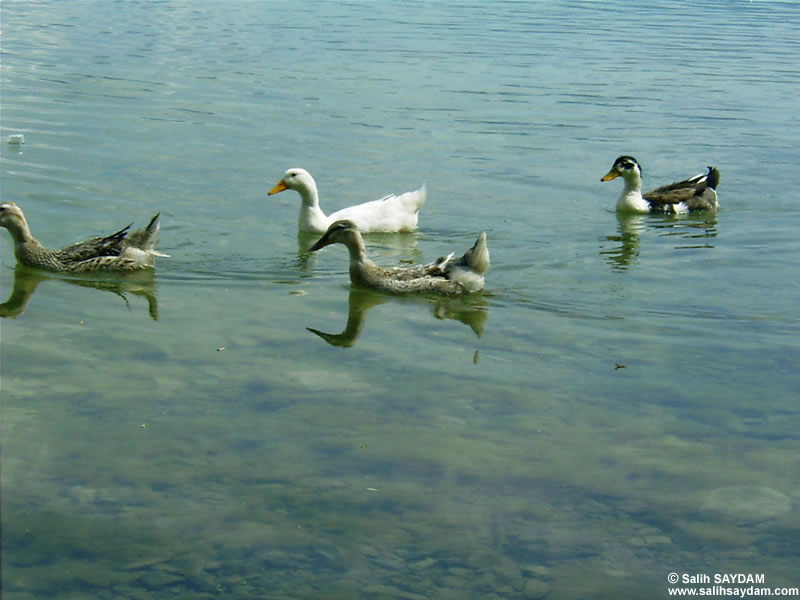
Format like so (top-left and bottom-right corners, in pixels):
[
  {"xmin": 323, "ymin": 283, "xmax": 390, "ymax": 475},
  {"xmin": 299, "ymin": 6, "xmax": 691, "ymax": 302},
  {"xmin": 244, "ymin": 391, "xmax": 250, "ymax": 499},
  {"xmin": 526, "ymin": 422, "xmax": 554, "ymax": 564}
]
[
  {"xmin": 416, "ymin": 183, "xmax": 427, "ymax": 211},
  {"xmin": 145, "ymin": 212, "xmax": 161, "ymax": 234},
  {"xmin": 142, "ymin": 212, "xmax": 161, "ymax": 252},
  {"xmin": 126, "ymin": 213, "xmax": 169, "ymax": 257},
  {"xmin": 396, "ymin": 183, "xmax": 426, "ymax": 214},
  {"xmin": 705, "ymin": 167, "xmax": 720, "ymax": 190},
  {"xmin": 141, "ymin": 213, "xmax": 163, "ymax": 252},
  {"xmin": 464, "ymin": 232, "xmax": 490, "ymax": 275}
]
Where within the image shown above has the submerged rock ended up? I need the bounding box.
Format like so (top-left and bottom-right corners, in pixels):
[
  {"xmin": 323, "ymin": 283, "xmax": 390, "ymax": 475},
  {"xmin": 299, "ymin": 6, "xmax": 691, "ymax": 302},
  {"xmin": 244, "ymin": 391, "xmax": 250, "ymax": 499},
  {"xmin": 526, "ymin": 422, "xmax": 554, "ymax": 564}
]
[
  {"xmin": 523, "ymin": 578, "xmax": 550, "ymax": 598},
  {"xmin": 701, "ymin": 486, "xmax": 792, "ymax": 523}
]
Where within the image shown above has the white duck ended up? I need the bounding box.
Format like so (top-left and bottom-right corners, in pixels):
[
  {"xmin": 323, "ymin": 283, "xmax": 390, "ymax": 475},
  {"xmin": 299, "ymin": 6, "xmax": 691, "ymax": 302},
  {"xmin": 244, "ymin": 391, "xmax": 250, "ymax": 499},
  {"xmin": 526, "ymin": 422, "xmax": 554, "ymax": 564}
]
[
  {"xmin": 310, "ymin": 220, "xmax": 489, "ymax": 295},
  {"xmin": 268, "ymin": 168, "xmax": 425, "ymax": 233}
]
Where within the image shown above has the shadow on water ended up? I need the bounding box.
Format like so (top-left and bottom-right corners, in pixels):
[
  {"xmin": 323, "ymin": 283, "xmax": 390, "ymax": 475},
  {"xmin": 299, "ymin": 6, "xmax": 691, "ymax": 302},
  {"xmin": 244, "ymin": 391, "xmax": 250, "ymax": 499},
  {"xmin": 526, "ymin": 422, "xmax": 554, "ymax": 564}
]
[
  {"xmin": 306, "ymin": 287, "xmax": 489, "ymax": 348},
  {"xmin": 600, "ymin": 212, "xmax": 718, "ymax": 271},
  {"xmin": 0, "ymin": 264, "xmax": 159, "ymax": 320}
]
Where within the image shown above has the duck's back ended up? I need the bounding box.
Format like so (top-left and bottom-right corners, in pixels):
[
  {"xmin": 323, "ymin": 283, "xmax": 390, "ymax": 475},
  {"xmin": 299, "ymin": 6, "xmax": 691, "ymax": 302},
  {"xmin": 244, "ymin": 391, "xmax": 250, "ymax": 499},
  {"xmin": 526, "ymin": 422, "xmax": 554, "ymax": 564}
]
[
  {"xmin": 56, "ymin": 227, "xmax": 130, "ymax": 263},
  {"xmin": 44, "ymin": 214, "xmax": 161, "ymax": 272},
  {"xmin": 329, "ymin": 186, "xmax": 425, "ymax": 233},
  {"xmin": 350, "ymin": 238, "xmax": 486, "ymax": 295}
]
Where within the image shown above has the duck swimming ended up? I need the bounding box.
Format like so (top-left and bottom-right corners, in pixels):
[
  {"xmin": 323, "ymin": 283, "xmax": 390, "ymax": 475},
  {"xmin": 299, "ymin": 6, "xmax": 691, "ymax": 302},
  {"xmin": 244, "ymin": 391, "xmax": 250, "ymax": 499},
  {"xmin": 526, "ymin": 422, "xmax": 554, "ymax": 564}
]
[
  {"xmin": 268, "ymin": 168, "xmax": 425, "ymax": 233},
  {"xmin": 601, "ymin": 156, "xmax": 720, "ymax": 214},
  {"xmin": 0, "ymin": 202, "xmax": 166, "ymax": 272},
  {"xmin": 310, "ymin": 220, "xmax": 489, "ymax": 295}
]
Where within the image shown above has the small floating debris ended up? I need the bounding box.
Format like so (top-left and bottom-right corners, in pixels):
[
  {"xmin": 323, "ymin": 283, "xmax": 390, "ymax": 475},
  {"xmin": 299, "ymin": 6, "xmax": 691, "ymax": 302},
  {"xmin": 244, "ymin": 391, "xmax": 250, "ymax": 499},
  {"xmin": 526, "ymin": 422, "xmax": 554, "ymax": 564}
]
[
  {"xmin": 7, "ymin": 134, "xmax": 25, "ymax": 145},
  {"xmin": 614, "ymin": 362, "xmax": 626, "ymax": 370},
  {"xmin": 288, "ymin": 290, "xmax": 306, "ymax": 296},
  {"xmin": 216, "ymin": 346, "xmax": 226, "ymax": 352}
]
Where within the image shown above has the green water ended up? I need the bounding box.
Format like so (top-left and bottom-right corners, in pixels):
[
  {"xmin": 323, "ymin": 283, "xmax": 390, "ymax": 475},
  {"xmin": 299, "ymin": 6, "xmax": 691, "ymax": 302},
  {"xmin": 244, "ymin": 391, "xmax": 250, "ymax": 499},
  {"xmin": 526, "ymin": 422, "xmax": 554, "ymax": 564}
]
[{"xmin": 2, "ymin": 2, "xmax": 800, "ymax": 599}]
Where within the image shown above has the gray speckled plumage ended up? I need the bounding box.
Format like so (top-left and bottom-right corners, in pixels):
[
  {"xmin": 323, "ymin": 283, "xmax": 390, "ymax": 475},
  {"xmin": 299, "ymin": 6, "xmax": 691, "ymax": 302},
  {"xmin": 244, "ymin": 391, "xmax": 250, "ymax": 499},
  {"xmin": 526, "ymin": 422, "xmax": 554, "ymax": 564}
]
[
  {"xmin": 310, "ymin": 219, "xmax": 489, "ymax": 295},
  {"xmin": 0, "ymin": 202, "xmax": 166, "ymax": 272}
]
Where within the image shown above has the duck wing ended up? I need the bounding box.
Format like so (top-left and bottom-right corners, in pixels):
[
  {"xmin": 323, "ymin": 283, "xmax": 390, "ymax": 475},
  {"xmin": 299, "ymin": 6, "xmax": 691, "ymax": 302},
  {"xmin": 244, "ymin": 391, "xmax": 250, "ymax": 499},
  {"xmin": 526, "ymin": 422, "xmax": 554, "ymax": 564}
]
[
  {"xmin": 328, "ymin": 186, "xmax": 426, "ymax": 233},
  {"xmin": 643, "ymin": 167, "xmax": 720, "ymax": 211},
  {"xmin": 55, "ymin": 224, "xmax": 132, "ymax": 262},
  {"xmin": 380, "ymin": 252, "xmax": 455, "ymax": 281},
  {"xmin": 379, "ymin": 233, "xmax": 488, "ymax": 294}
]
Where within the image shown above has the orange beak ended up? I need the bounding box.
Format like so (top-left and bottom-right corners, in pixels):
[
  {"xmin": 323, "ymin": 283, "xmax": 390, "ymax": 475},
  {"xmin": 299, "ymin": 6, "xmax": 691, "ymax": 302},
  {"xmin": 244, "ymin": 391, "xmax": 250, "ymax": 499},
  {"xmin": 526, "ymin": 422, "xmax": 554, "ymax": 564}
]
[
  {"xmin": 268, "ymin": 180, "xmax": 288, "ymax": 195},
  {"xmin": 601, "ymin": 170, "xmax": 620, "ymax": 182}
]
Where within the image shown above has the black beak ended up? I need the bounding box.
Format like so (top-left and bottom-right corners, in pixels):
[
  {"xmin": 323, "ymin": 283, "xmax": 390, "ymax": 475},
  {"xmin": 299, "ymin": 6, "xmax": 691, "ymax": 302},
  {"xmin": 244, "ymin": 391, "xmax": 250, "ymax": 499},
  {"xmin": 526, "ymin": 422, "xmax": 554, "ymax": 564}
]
[{"xmin": 309, "ymin": 234, "xmax": 333, "ymax": 252}]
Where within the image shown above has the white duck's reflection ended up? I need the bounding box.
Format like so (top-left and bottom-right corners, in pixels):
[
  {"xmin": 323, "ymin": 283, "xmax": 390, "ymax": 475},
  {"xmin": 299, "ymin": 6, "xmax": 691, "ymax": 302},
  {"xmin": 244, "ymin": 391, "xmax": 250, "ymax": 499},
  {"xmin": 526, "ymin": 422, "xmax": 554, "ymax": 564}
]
[
  {"xmin": 307, "ymin": 288, "xmax": 489, "ymax": 348},
  {"xmin": 294, "ymin": 230, "xmax": 423, "ymax": 273},
  {"xmin": 0, "ymin": 264, "xmax": 159, "ymax": 319}
]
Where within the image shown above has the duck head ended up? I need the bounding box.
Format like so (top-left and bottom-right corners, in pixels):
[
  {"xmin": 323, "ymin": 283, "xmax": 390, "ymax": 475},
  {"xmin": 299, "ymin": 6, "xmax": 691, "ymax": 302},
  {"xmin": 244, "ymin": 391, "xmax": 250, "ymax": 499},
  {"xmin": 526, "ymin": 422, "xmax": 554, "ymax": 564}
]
[
  {"xmin": 309, "ymin": 219, "xmax": 361, "ymax": 252},
  {"xmin": 601, "ymin": 155, "xmax": 642, "ymax": 184},
  {"xmin": 268, "ymin": 168, "xmax": 316, "ymax": 196},
  {"xmin": 0, "ymin": 202, "xmax": 27, "ymax": 232}
]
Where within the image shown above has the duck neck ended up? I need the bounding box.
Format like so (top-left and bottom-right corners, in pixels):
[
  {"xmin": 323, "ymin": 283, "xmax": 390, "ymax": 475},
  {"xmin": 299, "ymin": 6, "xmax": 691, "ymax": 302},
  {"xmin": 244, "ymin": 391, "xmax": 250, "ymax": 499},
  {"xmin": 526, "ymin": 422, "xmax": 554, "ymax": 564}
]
[
  {"xmin": 616, "ymin": 172, "xmax": 647, "ymax": 212},
  {"xmin": 344, "ymin": 233, "xmax": 369, "ymax": 265},
  {"xmin": 623, "ymin": 171, "xmax": 642, "ymax": 196},
  {"xmin": 3, "ymin": 215, "xmax": 40, "ymax": 259},
  {"xmin": 296, "ymin": 180, "xmax": 331, "ymax": 233},
  {"xmin": 344, "ymin": 235, "xmax": 377, "ymax": 286}
]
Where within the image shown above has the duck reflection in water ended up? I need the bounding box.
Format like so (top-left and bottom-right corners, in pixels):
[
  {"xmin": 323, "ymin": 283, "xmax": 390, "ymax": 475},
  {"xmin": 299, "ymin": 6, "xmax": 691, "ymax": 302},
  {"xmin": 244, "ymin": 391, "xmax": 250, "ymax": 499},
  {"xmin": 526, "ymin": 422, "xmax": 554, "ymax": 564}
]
[
  {"xmin": 600, "ymin": 212, "xmax": 718, "ymax": 272},
  {"xmin": 307, "ymin": 287, "xmax": 488, "ymax": 348},
  {"xmin": 651, "ymin": 211, "xmax": 718, "ymax": 248},
  {"xmin": 294, "ymin": 229, "xmax": 423, "ymax": 274},
  {"xmin": 600, "ymin": 214, "xmax": 645, "ymax": 271},
  {"xmin": 0, "ymin": 264, "xmax": 159, "ymax": 320}
]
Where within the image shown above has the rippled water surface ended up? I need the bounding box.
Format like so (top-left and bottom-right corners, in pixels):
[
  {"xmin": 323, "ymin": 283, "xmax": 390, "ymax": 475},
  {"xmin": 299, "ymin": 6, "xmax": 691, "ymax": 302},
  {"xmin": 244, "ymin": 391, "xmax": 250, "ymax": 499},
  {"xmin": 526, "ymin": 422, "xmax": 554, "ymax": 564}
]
[{"xmin": 2, "ymin": 2, "xmax": 799, "ymax": 599}]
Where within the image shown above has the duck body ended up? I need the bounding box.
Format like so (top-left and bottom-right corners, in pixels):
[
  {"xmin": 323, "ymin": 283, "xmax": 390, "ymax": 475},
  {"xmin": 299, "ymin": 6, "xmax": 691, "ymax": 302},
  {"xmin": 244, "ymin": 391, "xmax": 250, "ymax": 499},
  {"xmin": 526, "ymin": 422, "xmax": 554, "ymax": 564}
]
[
  {"xmin": 310, "ymin": 220, "xmax": 489, "ymax": 295},
  {"xmin": 0, "ymin": 202, "xmax": 166, "ymax": 272},
  {"xmin": 601, "ymin": 156, "xmax": 720, "ymax": 214},
  {"xmin": 268, "ymin": 168, "xmax": 425, "ymax": 233}
]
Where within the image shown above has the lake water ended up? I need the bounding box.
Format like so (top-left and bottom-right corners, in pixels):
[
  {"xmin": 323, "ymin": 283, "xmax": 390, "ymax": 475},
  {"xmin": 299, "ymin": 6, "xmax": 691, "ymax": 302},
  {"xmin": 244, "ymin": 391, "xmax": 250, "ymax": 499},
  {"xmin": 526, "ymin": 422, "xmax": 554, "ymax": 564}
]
[{"xmin": 2, "ymin": 1, "xmax": 799, "ymax": 599}]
